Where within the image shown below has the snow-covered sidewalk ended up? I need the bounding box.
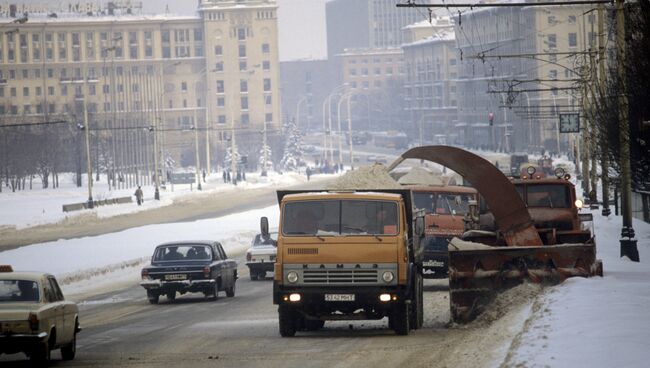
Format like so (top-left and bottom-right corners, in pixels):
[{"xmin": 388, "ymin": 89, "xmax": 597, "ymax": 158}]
[
  {"xmin": 503, "ymin": 212, "xmax": 650, "ymax": 367},
  {"xmin": 0, "ymin": 170, "xmax": 316, "ymax": 230}
]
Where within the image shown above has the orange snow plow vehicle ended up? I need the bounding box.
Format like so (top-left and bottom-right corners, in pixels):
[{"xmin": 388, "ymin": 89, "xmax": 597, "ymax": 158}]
[
  {"xmin": 389, "ymin": 146, "xmax": 603, "ymax": 323},
  {"xmin": 408, "ymin": 185, "xmax": 478, "ymax": 279}
]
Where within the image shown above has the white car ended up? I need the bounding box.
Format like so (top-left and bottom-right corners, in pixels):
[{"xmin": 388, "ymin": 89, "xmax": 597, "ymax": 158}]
[
  {"xmin": 245, "ymin": 232, "xmax": 277, "ymax": 280},
  {"xmin": 0, "ymin": 265, "xmax": 80, "ymax": 363}
]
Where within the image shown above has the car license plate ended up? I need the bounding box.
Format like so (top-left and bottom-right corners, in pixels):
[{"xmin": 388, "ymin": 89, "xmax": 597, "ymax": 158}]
[
  {"xmin": 165, "ymin": 274, "xmax": 186, "ymax": 281},
  {"xmin": 324, "ymin": 294, "xmax": 355, "ymax": 302}
]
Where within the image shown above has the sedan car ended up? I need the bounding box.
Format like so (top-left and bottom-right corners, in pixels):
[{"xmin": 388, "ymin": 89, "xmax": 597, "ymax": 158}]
[
  {"xmin": 140, "ymin": 241, "xmax": 237, "ymax": 303},
  {"xmin": 0, "ymin": 265, "xmax": 81, "ymax": 364},
  {"xmin": 245, "ymin": 232, "xmax": 277, "ymax": 280}
]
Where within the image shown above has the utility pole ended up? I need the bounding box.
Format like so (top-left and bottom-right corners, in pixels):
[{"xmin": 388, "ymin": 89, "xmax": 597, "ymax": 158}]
[
  {"xmin": 82, "ymin": 76, "xmax": 94, "ymax": 209},
  {"xmin": 616, "ymin": 0, "xmax": 638, "ymax": 261},
  {"xmin": 598, "ymin": 4, "xmax": 611, "ymax": 216},
  {"xmin": 347, "ymin": 93, "xmax": 354, "ymax": 169}
]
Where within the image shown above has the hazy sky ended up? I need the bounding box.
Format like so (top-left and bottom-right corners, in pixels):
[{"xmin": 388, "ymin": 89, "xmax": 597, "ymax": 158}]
[{"xmin": 143, "ymin": 0, "xmax": 328, "ymax": 61}]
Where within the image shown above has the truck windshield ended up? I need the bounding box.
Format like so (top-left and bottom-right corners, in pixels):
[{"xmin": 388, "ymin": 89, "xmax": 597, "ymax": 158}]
[
  {"xmin": 413, "ymin": 192, "xmax": 473, "ymax": 215},
  {"xmin": 0, "ymin": 280, "xmax": 40, "ymax": 302},
  {"xmin": 153, "ymin": 245, "xmax": 213, "ymax": 261},
  {"xmin": 524, "ymin": 184, "xmax": 570, "ymax": 208},
  {"xmin": 283, "ymin": 200, "xmax": 399, "ymax": 236}
]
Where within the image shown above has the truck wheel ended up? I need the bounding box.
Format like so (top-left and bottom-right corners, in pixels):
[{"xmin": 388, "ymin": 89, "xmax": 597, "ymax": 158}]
[
  {"xmin": 278, "ymin": 306, "xmax": 298, "ymax": 337},
  {"xmin": 391, "ymin": 302, "xmax": 410, "ymax": 336},
  {"xmin": 410, "ymin": 273, "xmax": 424, "ymax": 329},
  {"xmin": 61, "ymin": 331, "xmax": 77, "ymax": 361},
  {"xmin": 147, "ymin": 291, "xmax": 159, "ymax": 304},
  {"xmin": 225, "ymin": 281, "xmax": 236, "ymax": 297}
]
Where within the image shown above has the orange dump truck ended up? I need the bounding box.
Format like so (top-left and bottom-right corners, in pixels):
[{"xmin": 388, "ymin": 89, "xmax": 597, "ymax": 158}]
[
  {"xmin": 408, "ymin": 185, "xmax": 478, "ymax": 279},
  {"xmin": 264, "ymin": 190, "xmax": 425, "ymax": 336}
]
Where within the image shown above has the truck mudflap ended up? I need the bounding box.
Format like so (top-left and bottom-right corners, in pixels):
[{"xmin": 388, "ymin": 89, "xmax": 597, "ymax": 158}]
[{"xmin": 448, "ymin": 239, "xmax": 603, "ymax": 323}]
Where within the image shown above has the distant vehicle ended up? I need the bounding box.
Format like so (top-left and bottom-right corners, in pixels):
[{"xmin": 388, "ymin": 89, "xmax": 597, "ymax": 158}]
[
  {"xmin": 366, "ymin": 155, "xmax": 377, "ymax": 162},
  {"xmin": 0, "ymin": 265, "xmax": 81, "ymax": 363},
  {"xmin": 375, "ymin": 155, "xmax": 388, "ymax": 164},
  {"xmin": 140, "ymin": 241, "xmax": 237, "ymax": 303},
  {"xmin": 303, "ymin": 145, "xmax": 316, "ymax": 153},
  {"xmin": 246, "ymin": 232, "xmax": 277, "ymax": 280},
  {"xmin": 510, "ymin": 153, "xmax": 529, "ymax": 176},
  {"xmin": 373, "ymin": 131, "xmax": 409, "ymax": 149}
]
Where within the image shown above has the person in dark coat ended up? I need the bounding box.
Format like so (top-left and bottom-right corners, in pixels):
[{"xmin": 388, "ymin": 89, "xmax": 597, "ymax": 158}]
[
  {"xmin": 223, "ymin": 170, "xmax": 227, "ymax": 183},
  {"xmin": 134, "ymin": 186, "xmax": 144, "ymax": 205},
  {"xmin": 306, "ymin": 167, "xmax": 312, "ymax": 181}
]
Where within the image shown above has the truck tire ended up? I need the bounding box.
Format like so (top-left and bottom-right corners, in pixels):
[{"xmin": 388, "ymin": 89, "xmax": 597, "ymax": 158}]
[
  {"xmin": 391, "ymin": 302, "xmax": 410, "ymax": 336},
  {"xmin": 410, "ymin": 272, "xmax": 424, "ymax": 329},
  {"xmin": 279, "ymin": 306, "xmax": 298, "ymax": 337},
  {"xmin": 166, "ymin": 291, "xmax": 176, "ymax": 302}
]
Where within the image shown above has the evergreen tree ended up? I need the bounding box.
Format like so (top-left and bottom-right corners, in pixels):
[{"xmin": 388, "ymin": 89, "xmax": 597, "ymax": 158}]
[{"xmin": 280, "ymin": 120, "xmax": 303, "ymax": 171}]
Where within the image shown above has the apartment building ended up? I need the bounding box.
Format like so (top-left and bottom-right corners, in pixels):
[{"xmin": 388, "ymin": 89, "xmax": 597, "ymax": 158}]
[{"xmin": 0, "ymin": 0, "xmax": 280, "ymax": 170}]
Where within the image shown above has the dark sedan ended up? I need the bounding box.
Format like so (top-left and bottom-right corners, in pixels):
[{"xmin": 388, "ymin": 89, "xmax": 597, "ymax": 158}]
[{"xmin": 140, "ymin": 241, "xmax": 237, "ymax": 304}]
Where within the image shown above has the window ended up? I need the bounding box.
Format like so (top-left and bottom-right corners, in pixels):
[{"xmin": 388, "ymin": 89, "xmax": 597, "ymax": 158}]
[
  {"xmin": 215, "ymin": 62, "xmax": 224, "ymax": 72},
  {"xmin": 262, "ymin": 43, "xmax": 270, "ymax": 53},
  {"xmin": 549, "ymin": 69, "xmax": 557, "ymax": 79},
  {"xmin": 216, "ymin": 80, "xmax": 224, "ymax": 93},
  {"xmin": 9, "ymin": 88, "xmax": 15, "ymax": 97},
  {"xmin": 218, "ymin": 115, "xmax": 226, "ymax": 124},
  {"xmin": 237, "ymin": 28, "xmax": 246, "ymax": 41},
  {"xmin": 265, "ymin": 95, "xmax": 272, "ymax": 105},
  {"xmin": 241, "ymin": 96, "xmax": 248, "ymax": 109},
  {"xmin": 350, "ymin": 68, "xmax": 357, "ymax": 76},
  {"xmin": 61, "ymin": 85, "xmax": 67, "ymax": 96},
  {"xmin": 362, "ymin": 68, "xmax": 368, "ymax": 76},
  {"xmin": 238, "ymin": 44, "xmax": 246, "ymax": 58},
  {"xmin": 263, "ymin": 78, "xmax": 271, "ymax": 92},
  {"xmin": 568, "ymin": 33, "xmax": 577, "ymax": 48},
  {"xmin": 240, "ymin": 79, "xmax": 248, "ymax": 92},
  {"xmin": 22, "ymin": 69, "xmax": 28, "ymax": 78},
  {"xmin": 263, "ymin": 61, "xmax": 270, "ymax": 70},
  {"xmin": 217, "ymin": 97, "xmax": 225, "ymax": 107},
  {"xmin": 23, "ymin": 104, "xmax": 31, "ymax": 114},
  {"xmin": 568, "ymin": 15, "xmax": 577, "ymax": 24},
  {"xmin": 181, "ymin": 81, "xmax": 187, "ymax": 92},
  {"xmin": 47, "ymin": 69, "xmax": 53, "ymax": 78},
  {"xmin": 215, "ymin": 45, "xmax": 223, "ymax": 55},
  {"xmin": 374, "ymin": 67, "xmax": 381, "ymax": 75},
  {"xmin": 547, "ymin": 16, "xmax": 556, "ymax": 24},
  {"xmin": 194, "ymin": 29, "xmax": 203, "ymax": 41},
  {"xmin": 547, "ymin": 34, "xmax": 557, "ymax": 49},
  {"xmin": 241, "ymin": 113, "xmax": 249, "ymax": 124},
  {"xmin": 239, "ymin": 61, "xmax": 247, "ymax": 71},
  {"xmin": 23, "ymin": 87, "xmax": 29, "ymax": 97},
  {"xmin": 48, "ymin": 86, "xmax": 54, "ymax": 96}
]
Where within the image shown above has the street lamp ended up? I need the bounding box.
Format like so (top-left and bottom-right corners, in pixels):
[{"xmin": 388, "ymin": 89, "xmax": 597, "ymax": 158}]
[
  {"xmin": 322, "ymin": 84, "xmax": 348, "ymax": 164},
  {"xmin": 74, "ymin": 73, "xmax": 94, "ymax": 208}
]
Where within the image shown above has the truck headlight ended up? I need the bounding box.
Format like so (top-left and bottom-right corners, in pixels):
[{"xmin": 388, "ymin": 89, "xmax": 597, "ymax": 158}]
[
  {"xmin": 381, "ymin": 271, "xmax": 394, "ymax": 283},
  {"xmin": 575, "ymin": 199, "xmax": 583, "ymax": 208},
  {"xmin": 287, "ymin": 271, "xmax": 299, "ymax": 283}
]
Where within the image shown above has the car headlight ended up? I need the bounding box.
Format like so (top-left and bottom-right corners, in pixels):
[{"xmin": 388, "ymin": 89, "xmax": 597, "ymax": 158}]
[
  {"xmin": 381, "ymin": 271, "xmax": 394, "ymax": 283},
  {"xmin": 287, "ymin": 271, "xmax": 299, "ymax": 283},
  {"xmin": 575, "ymin": 199, "xmax": 583, "ymax": 208}
]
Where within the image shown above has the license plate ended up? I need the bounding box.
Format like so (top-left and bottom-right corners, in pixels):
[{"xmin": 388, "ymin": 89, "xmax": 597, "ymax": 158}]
[
  {"xmin": 165, "ymin": 274, "xmax": 186, "ymax": 281},
  {"xmin": 324, "ymin": 294, "xmax": 355, "ymax": 302}
]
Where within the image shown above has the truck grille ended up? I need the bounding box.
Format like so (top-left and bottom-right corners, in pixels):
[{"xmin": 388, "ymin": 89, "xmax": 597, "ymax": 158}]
[
  {"xmin": 287, "ymin": 248, "xmax": 318, "ymax": 255},
  {"xmin": 303, "ymin": 269, "xmax": 378, "ymax": 284}
]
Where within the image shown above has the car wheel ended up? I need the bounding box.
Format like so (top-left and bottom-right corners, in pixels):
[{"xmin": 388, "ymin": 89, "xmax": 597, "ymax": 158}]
[
  {"xmin": 278, "ymin": 306, "xmax": 298, "ymax": 337},
  {"xmin": 304, "ymin": 319, "xmax": 325, "ymax": 331},
  {"xmin": 225, "ymin": 281, "xmax": 236, "ymax": 297},
  {"xmin": 390, "ymin": 302, "xmax": 410, "ymax": 336},
  {"xmin": 211, "ymin": 281, "xmax": 219, "ymax": 301},
  {"xmin": 166, "ymin": 291, "xmax": 176, "ymax": 302},
  {"xmin": 147, "ymin": 291, "xmax": 159, "ymax": 304},
  {"xmin": 30, "ymin": 338, "xmax": 50, "ymax": 364},
  {"xmin": 61, "ymin": 331, "xmax": 77, "ymax": 361}
]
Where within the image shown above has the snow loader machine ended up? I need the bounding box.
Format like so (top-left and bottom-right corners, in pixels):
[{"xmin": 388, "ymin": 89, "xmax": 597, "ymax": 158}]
[{"xmin": 388, "ymin": 146, "xmax": 603, "ymax": 323}]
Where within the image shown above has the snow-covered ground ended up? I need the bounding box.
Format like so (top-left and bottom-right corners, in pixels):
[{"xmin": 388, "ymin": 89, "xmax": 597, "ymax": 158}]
[{"xmin": 0, "ymin": 170, "xmax": 312, "ymax": 229}]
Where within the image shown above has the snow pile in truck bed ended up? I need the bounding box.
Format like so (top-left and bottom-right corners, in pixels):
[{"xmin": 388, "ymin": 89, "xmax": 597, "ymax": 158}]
[
  {"xmin": 397, "ymin": 166, "xmax": 444, "ymax": 186},
  {"xmin": 329, "ymin": 164, "xmax": 401, "ymax": 190}
]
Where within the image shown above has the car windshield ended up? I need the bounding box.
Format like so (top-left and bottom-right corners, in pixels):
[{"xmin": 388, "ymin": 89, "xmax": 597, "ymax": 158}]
[
  {"xmin": 0, "ymin": 280, "xmax": 40, "ymax": 302},
  {"xmin": 282, "ymin": 200, "xmax": 399, "ymax": 236},
  {"xmin": 413, "ymin": 192, "xmax": 473, "ymax": 215},
  {"xmin": 253, "ymin": 232, "xmax": 277, "ymax": 246},
  {"xmin": 153, "ymin": 245, "xmax": 212, "ymax": 261}
]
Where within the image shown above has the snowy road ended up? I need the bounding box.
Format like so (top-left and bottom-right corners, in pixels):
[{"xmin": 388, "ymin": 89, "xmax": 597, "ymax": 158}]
[{"xmin": 0, "ymin": 254, "xmax": 523, "ymax": 368}]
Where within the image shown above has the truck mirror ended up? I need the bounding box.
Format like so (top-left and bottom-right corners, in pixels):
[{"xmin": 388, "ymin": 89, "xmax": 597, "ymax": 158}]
[
  {"xmin": 260, "ymin": 216, "xmax": 269, "ymax": 238},
  {"xmin": 415, "ymin": 216, "xmax": 425, "ymax": 237}
]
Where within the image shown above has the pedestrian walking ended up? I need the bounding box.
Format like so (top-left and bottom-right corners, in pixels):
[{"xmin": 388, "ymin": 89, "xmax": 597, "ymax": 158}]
[
  {"xmin": 202, "ymin": 169, "xmax": 206, "ymax": 183},
  {"xmin": 134, "ymin": 186, "xmax": 144, "ymax": 206},
  {"xmin": 223, "ymin": 170, "xmax": 227, "ymax": 183},
  {"xmin": 306, "ymin": 167, "xmax": 312, "ymax": 181}
]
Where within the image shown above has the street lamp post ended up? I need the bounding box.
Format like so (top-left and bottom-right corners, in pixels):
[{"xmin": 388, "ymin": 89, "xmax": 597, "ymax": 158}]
[
  {"xmin": 193, "ymin": 109, "xmax": 202, "ymax": 190},
  {"xmin": 81, "ymin": 77, "xmax": 94, "ymax": 209}
]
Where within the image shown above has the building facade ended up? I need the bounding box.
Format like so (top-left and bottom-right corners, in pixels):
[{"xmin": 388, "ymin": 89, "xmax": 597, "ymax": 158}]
[
  {"xmin": 402, "ymin": 16, "xmax": 458, "ymax": 145},
  {"xmin": 0, "ymin": 0, "xmax": 280, "ymax": 177},
  {"xmin": 454, "ymin": 3, "xmax": 591, "ymax": 153}
]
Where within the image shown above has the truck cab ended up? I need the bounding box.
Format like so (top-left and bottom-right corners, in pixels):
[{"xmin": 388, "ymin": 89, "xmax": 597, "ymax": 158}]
[
  {"xmin": 409, "ymin": 185, "xmax": 478, "ymax": 278},
  {"xmin": 267, "ymin": 190, "xmax": 424, "ymax": 336}
]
